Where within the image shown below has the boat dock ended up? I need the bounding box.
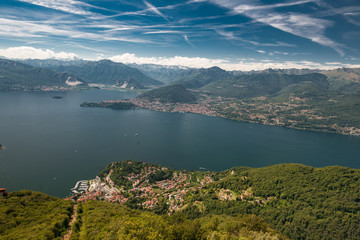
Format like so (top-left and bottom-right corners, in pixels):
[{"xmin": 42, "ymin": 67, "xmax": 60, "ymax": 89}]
[{"xmin": 71, "ymin": 180, "xmax": 89, "ymax": 193}]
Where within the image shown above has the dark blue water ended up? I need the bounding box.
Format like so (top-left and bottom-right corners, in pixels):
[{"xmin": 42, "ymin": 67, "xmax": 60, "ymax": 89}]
[{"xmin": 0, "ymin": 90, "xmax": 359, "ymax": 197}]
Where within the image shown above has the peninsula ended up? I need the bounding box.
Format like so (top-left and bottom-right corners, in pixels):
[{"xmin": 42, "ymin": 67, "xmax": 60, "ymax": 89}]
[{"xmin": 80, "ymin": 84, "xmax": 218, "ymax": 116}]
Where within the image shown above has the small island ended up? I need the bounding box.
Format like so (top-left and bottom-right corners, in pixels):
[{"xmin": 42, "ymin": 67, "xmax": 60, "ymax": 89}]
[
  {"xmin": 52, "ymin": 96, "xmax": 63, "ymax": 99},
  {"xmin": 80, "ymin": 100, "xmax": 137, "ymax": 109}
]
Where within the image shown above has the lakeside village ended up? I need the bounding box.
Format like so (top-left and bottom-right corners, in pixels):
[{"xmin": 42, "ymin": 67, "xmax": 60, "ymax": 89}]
[
  {"xmin": 96, "ymin": 95, "xmax": 219, "ymax": 117},
  {"xmin": 82, "ymin": 94, "xmax": 360, "ymax": 136},
  {"xmin": 67, "ymin": 161, "xmax": 273, "ymax": 214}
]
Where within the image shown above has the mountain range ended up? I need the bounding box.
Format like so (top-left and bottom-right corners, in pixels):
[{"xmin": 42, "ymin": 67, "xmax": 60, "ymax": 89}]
[
  {"xmin": 0, "ymin": 58, "xmax": 87, "ymax": 91},
  {"xmin": 22, "ymin": 59, "xmax": 163, "ymax": 89},
  {"xmin": 45, "ymin": 60, "xmax": 163, "ymax": 89}
]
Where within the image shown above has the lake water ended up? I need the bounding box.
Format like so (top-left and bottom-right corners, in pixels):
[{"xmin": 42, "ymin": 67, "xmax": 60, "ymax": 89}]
[{"xmin": 0, "ymin": 90, "xmax": 360, "ymax": 197}]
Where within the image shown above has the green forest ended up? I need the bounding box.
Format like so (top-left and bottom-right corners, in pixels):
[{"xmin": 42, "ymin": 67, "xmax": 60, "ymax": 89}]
[
  {"xmin": 71, "ymin": 200, "xmax": 284, "ymax": 240},
  {"xmin": 0, "ymin": 191, "xmax": 73, "ymax": 240}
]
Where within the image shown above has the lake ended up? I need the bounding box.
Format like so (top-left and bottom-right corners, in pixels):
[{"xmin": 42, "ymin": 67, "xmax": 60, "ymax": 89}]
[{"xmin": 0, "ymin": 90, "xmax": 359, "ymax": 197}]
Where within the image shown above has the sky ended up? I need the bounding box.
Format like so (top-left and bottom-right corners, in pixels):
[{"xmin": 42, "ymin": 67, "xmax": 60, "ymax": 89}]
[{"xmin": 0, "ymin": 0, "xmax": 359, "ymax": 70}]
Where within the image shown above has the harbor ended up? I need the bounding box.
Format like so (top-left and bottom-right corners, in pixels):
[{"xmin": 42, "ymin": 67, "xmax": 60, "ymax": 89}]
[{"xmin": 71, "ymin": 180, "xmax": 89, "ymax": 194}]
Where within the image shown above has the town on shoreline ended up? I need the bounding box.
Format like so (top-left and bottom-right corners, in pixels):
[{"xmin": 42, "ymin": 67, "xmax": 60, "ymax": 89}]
[
  {"xmin": 81, "ymin": 95, "xmax": 360, "ymax": 136},
  {"xmin": 67, "ymin": 161, "xmax": 270, "ymax": 214}
]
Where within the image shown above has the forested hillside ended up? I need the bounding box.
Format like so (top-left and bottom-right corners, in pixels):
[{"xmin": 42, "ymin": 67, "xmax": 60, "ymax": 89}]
[
  {"xmin": 0, "ymin": 191, "xmax": 73, "ymax": 240},
  {"xmin": 137, "ymin": 84, "xmax": 197, "ymax": 103},
  {"xmin": 72, "ymin": 200, "xmax": 284, "ymax": 240}
]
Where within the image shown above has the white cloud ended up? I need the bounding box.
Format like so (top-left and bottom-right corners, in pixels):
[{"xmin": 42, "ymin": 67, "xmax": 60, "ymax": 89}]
[
  {"xmin": 233, "ymin": 0, "xmax": 316, "ymax": 14},
  {"xmin": 109, "ymin": 53, "xmax": 225, "ymax": 68},
  {"xmin": 17, "ymin": 0, "xmax": 92, "ymax": 15},
  {"xmin": 144, "ymin": 30, "xmax": 183, "ymax": 34},
  {"xmin": 0, "ymin": 46, "xmax": 79, "ymax": 60},
  {"xmin": 257, "ymin": 50, "xmax": 266, "ymax": 54},
  {"xmin": 1, "ymin": 48, "xmax": 359, "ymax": 70},
  {"xmin": 325, "ymin": 62, "xmax": 343, "ymax": 65},
  {"xmin": 108, "ymin": 53, "xmax": 360, "ymax": 71}
]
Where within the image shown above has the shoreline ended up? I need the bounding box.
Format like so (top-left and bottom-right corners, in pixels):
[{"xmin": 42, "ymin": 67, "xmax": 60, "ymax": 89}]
[{"xmin": 81, "ymin": 98, "xmax": 360, "ymax": 137}]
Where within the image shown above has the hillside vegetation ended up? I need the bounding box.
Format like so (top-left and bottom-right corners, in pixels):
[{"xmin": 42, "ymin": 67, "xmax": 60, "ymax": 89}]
[
  {"xmin": 137, "ymin": 84, "xmax": 197, "ymax": 103},
  {"xmin": 201, "ymin": 73, "xmax": 328, "ymax": 98},
  {"xmin": 0, "ymin": 190, "xmax": 73, "ymax": 240},
  {"xmin": 175, "ymin": 66, "xmax": 233, "ymax": 88},
  {"xmin": 72, "ymin": 200, "xmax": 284, "ymax": 240},
  {"xmin": 210, "ymin": 164, "xmax": 360, "ymax": 240}
]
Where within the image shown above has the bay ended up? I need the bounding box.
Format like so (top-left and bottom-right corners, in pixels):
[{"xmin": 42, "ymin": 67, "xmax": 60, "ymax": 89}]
[{"xmin": 0, "ymin": 90, "xmax": 359, "ymax": 197}]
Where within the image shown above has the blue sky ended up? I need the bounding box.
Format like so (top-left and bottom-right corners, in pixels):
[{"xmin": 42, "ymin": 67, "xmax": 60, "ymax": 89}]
[{"xmin": 0, "ymin": 0, "xmax": 359, "ymax": 70}]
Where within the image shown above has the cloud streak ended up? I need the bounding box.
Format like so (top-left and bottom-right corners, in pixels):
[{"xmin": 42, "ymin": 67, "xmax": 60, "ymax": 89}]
[
  {"xmin": 184, "ymin": 35, "xmax": 195, "ymax": 48},
  {"xmin": 210, "ymin": 0, "xmax": 344, "ymax": 56},
  {"xmin": 143, "ymin": 0, "xmax": 168, "ymax": 21},
  {"xmin": 17, "ymin": 0, "xmax": 93, "ymax": 15},
  {"xmin": 0, "ymin": 17, "xmax": 151, "ymax": 43}
]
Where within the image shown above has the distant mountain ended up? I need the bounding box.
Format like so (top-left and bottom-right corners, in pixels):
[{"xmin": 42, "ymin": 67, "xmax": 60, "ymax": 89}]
[
  {"xmin": 47, "ymin": 60, "xmax": 163, "ymax": 89},
  {"xmin": 175, "ymin": 66, "xmax": 234, "ymax": 88},
  {"xmin": 0, "ymin": 58, "xmax": 87, "ymax": 91},
  {"xmin": 230, "ymin": 68, "xmax": 321, "ymax": 76},
  {"xmin": 322, "ymin": 68, "xmax": 360, "ymax": 93},
  {"xmin": 21, "ymin": 58, "xmax": 85, "ymax": 68},
  {"xmin": 127, "ymin": 63, "xmax": 197, "ymax": 83},
  {"xmin": 137, "ymin": 84, "xmax": 197, "ymax": 103},
  {"xmin": 201, "ymin": 73, "xmax": 329, "ymax": 98}
]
